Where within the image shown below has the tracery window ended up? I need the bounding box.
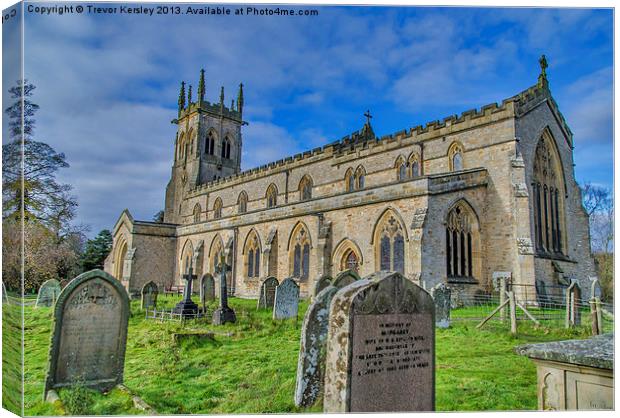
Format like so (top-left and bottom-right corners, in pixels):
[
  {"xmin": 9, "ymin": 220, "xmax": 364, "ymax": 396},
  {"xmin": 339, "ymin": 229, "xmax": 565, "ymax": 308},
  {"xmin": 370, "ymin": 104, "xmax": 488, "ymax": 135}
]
[
  {"xmin": 448, "ymin": 142, "xmax": 464, "ymax": 171},
  {"xmin": 178, "ymin": 133, "xmax": 186, "ymax": 161},
  {"xmin": 409, "ymin": 153, "xmax": 421, "ymax": 177},
  {"xmin": 245, "ymin": 232, "xmax": 261, "ymax": 278},
  {"xmin": 213, "ymin": 198, "xmax": 223, "ymax": 219},
  {"xmin": 291, "ymin": 225, "xmax": 311, "ymax": 280},
  {"xmin": 532, "ymin": 133, "xmax": 565, "ymax": 255},
  {"xmin": 445, "ymin": 202, "xmax": 478, "ymax": 279},
  {"xmin": 206, "ymin": 131, "xmax": 215, "ymax": 155},
  {"xmin": 345, "ymin": 168, "xmax": 355, "ymax": 192},
  {"xmin": 193, "ymin": 203, "xmax": 201, "ymax": 223},
  {"xmin": 221, "ymin": 137, "xmax": 231, "ymax": 159},
  {"xmin": 238, "ymin": 191, "xmax": 248, "ymax": 214},
  {"xmin": 375, "ymin": 212, "xmax": 405, "ymax": 274},
  {"xmin": 396, "ymin": 156, "xmax": 407, "ymax": 182},
  {"xmin": 342, "ymin": 249, "xmax": 360, "ymax": 273},
  {"xmin": 266, "ymin": 184, "xmax": 278, "ymax": 208},
  {"xmin": 299, "ymin": 175, "xmax": 313, "ymax": 201},
  {"xmin": 355, "ymin": 166, "xmax": 366, "ymax": 190}
]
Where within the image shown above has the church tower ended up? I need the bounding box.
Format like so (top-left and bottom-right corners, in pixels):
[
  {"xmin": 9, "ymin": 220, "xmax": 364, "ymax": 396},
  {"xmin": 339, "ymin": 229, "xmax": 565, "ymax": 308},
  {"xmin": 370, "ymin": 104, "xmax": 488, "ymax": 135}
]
[{"xmin": 164, "ymin": 70, "xmax": 245, "ymax": 223}]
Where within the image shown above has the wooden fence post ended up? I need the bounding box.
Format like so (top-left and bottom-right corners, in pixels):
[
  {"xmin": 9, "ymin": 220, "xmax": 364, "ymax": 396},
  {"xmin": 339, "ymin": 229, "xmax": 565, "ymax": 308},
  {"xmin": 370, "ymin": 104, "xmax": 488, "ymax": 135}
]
[
  {"xmin": 595, "ymin": 298, "xmax": 603, "ymax": 334},
  {"xmin": 499, "ymin": 277, "xmax": 507, "ymax": 323},
  {"xmin": 590, "ymin": 298, "xmax": 601, "ymax": 336}
]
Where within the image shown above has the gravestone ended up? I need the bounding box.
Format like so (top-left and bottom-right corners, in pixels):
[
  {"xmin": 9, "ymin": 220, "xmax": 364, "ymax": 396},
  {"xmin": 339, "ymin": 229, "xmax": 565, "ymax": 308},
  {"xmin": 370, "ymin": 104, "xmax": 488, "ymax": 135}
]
[
  {"xmin": 2, "ymin": 281, "xmax": 8, "ymax": 304},
  {"xmin": 173, "ymin": 266, "xmax": 199, "ymax": 317},
  {"xmin": 257, "ymin": 276, "xmax": 278, "ymax": 309},
  {"xmin": 323, "ymin": 271, "xmax": 435, "ymax": 412},
  {"xmin": 44, "ymin": 269, "xmax": 130, "ymax": 398},
  {"xmin": 213, "ymin": 255, "xmax": 236, "ymax": 325},
  {"xmin": 333, "ymin": 269, "xmax": 360, "ymax": 288},
  {"xmin": 430, "ymin": 283, "xmax": 451, "ymax": 328},
  {"xmin": 200, "ymin": 273, "xmax": 215, "ymax": 305},
  {"xmin": 313, "ymin": 275, "xmax": 332, "ymax": 298},
  {"xmin": 565, "ymin": 281, "xmax": 581, "ymax": 328},
  {"xmin": 590, "ymin": 277, "xmax": 602, "ymax": 299},
  {"xmin": 535, "ymin": 279, "xmax": 550, "ymax": 308},
  {"xmin": 295, "ymin": 272, "xmax": 359, "ymax": 407},
  {"xmin": 36, "ymin": 279, "xmax": 62, "ymax": 308},
  {"xmin": 140, "ymin": 281, "xmax": 158, "ymax": 310},
  {"xmin": 273, "ymin": 278, "xmax": 300, "ymax": 320}
]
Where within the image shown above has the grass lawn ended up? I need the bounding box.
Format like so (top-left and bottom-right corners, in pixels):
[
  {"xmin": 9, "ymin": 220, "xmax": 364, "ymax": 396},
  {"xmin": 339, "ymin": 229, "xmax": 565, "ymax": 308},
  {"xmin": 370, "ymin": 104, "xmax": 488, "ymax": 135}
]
[{"xmin": 10, "ymin": 294, "xmax": 598, "ymax": 415}]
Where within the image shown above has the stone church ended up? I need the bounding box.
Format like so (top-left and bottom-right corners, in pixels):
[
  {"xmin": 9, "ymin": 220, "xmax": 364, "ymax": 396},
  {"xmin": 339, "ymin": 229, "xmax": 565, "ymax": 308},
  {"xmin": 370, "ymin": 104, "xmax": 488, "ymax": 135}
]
[{"xmin": 104, "ymin": 58, "xmax": 596, "ymax": 301}]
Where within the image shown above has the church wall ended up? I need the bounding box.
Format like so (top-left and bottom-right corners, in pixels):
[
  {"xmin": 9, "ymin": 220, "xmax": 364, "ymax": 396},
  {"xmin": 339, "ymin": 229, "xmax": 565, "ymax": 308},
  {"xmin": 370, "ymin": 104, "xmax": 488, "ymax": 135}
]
[
  {"xmin": 516, "ymin": 102, "xmax": 596, "ymax": 298},
  {"xmin": 130, "ymin": 231, "xmax": 177, "ymax": 297}
]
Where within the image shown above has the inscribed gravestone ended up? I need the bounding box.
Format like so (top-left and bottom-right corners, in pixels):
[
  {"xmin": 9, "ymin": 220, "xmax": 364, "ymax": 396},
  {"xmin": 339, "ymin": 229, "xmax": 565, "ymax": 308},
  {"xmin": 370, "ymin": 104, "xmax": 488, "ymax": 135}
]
[
  {"xmin": 257, "ymin": 277, "xmax": 278, "ymax": 309},
  {"xmin": 313, "ymin": 275, "xmax": 332, "ymax": 298},
  {"xmin": 45, "ymin": 269, "xmax": 130, "ymax": 398},
  {"xmin": 430, "ymin": 283, "xmax": 451, "ymax": 329},
  {"xmin": 565, "ymin": 281, "xmax": 582, "ymax": 327},
  {"xmin": 141, "ymin": 281, "xmax": 158, "ymax": 310},
  {"xmin": 333, "ymin": 269, "xmax": 360, "ymax": 288},
  {"xmin": 200, "ymin": 274, "xmax": 215, "ymax": 304},
  {"xmin": 273, "ymin": 278, "xmax": 300, "ymax": 320},
  {"xmin": 323, "ymin": 271, "xmax": 435, "ymax": 412},
  {"xmin": 295, "ymin": 271, "xmax": 359, "ymax": 407},
  {"xmin": 36, "ymin": 279, "xmax": 62, "ymax": 308}
]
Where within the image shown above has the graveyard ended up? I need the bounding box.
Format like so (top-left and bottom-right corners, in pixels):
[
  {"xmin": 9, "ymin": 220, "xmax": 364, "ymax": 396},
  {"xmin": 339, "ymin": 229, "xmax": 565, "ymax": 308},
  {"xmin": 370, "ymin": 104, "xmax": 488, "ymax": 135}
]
[{"xmin": 11, "ymin": 281, "xmax": 604, "ymax": 416}]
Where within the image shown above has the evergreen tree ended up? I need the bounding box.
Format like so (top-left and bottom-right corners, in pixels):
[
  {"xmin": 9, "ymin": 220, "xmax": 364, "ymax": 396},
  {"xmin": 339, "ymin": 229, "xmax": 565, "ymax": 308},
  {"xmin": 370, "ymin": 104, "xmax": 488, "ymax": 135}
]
[
  {"xmin": 2, "ymin": 80, "xmax": 77, "ymax": 234},
  {"xmin": 80, "ymin": 229, "xmax": 113, "ymax": 271}
]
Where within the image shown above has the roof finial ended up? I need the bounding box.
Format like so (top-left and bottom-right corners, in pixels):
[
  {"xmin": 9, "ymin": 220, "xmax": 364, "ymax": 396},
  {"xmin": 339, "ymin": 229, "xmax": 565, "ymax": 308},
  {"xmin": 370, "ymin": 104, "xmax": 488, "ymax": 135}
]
[
  {"xmin": 178, "ymin": 81, "xmax": 186, "ymax": 116},
  {"xmin": 538, "ymin": 54, "xmax": 548, "ymax": 89},
  {"xmin": 220, "ymin": 86, "xmax": 224, "ymax": 105},
  {"xmin": 364, "ymin": 109, "xmax": 373, "ymax": 125},
  {"xmin": 237, "ymin": 83, "xmax": 244, "ymax": 116},
  {"xmin": 198, "ymin": 69, "xmax": 205, "ymax": 104}
]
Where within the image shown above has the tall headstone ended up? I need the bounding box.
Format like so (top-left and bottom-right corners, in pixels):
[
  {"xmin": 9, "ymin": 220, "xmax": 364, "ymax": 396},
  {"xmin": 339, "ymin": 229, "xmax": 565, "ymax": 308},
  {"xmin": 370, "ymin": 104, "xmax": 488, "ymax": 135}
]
[
  {"xmin": 257, "ymin": 277, "xmax": 278, "ymax": 309},
  {"xmin": 44, "ymin": 269, "xmax": 130, "ymax": 398},
  {"xmin": 565, "ymin": 281, "xmax": 582, "ymax": 328},
  {"xmin": 323, "ymin": 271, "xmax": 435, "ymax": 412},
  {"xmin": 313, "ymin": 275, "xmax": 332, "ymax": 298},
  {"xmin": 213, "ymin": 255, "xmax": 236, "ymax": 325},
  {"xmin": 430, "ymin": 283, "xmax": 451, "ymax": 329},
  {"xmin": 590, "ymin": 277, "xmax": 602, "ymax": 299},
  {"xmin": 295, "ymin": 271, "xmax": 359, "ymax": 407},
  {"xmin": 200, "ymin": 273, "xmax": 215, "ymax": 305},
  {"xmin": 36, "ymin": 279, "xmax": 62, "ymax": 308},
  {"xmin": 173, "ymin": 265, "xmax": 199, "ymax": 317},
  {"xmin": 333, "ymin": 269, "xmax": 360, "ymax": 288},
  {"xmin": 140, "ymin": 281, "xmax": 158, "ymax": 310},
  {"xmin": 273, "ymin": 278, "xmax": 300, "ymax": 320}
]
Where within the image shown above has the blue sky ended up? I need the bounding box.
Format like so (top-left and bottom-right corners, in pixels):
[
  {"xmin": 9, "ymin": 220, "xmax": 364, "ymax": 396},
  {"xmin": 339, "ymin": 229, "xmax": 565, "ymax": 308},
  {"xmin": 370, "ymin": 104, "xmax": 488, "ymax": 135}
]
[{"xmin": 2, "ymin": 3, "xmax": 614, "ymax": 236}]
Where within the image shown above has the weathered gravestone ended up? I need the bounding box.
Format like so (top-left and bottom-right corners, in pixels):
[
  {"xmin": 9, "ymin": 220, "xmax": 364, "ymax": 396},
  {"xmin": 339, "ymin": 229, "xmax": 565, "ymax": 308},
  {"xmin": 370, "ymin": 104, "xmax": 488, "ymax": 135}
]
[
  {"xmin": 333, "ymin": 269, "xmax": 360, "ymax": 288},
  {"xmin": 590, "ymin": 277, "xmax": 602, "ymax": 299},
  {"xmin": 323, "ymin": 271, "xmax": 435, "ymax": 412},
  {"xmin": 140, "ymin": 281, "xmax": 158, "ymax": 310},
  {"xmin": 295, "ymin": 271, "xmax": 359, "ymax": 407},
  {"xmin": 430, "ymin": 283, "xmax": 451, "ymax": 328},
  {"xmin": 36, "ymin": 279, "xmax": 62, "ymax": 308},
  {"xmin": 213, "ymin": 255, "xmax": 236, "ymax": 325},
  {"xmin": 44, "ymin": 269, "xmax": 130, "ymax": 399},
  {"xmin": 273, "ymin": 278, "xmax": 300, "ymax": 320},
  {"xmin": 257, "ymin": 276, "xmax": 278, "ymax": 309},
  {"xmin": 312, "ymin": 275, "xmax": 332, "ymax": 298},
  {"xmin": 565, "ymin": 281, "xmax": 582, "ymax": 328},
  {"xmin": 200, "ymin": 273, "xmax": 215, "ymax": 305}
]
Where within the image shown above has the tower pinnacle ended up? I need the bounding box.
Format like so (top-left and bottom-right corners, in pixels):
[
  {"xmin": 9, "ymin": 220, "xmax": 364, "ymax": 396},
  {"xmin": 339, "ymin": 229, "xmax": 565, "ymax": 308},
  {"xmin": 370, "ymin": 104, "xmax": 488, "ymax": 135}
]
[
  {"xmin": 198, "ymin": 69, "xmax": 206, "ymax": 104},
  {"xmin": 237, "ymin": 83, "xmax": 244, "ymax": 116},
  {"xmin": 188, "ymin": 84, "xmax": 193, "ymax": 105},
  {"xmin": 538, "ymin": 54, "xmax": 549, "ymax": 89},
  {"xmin": 178, "ymin": 81, "xmax": 186, "ymax": 116}
]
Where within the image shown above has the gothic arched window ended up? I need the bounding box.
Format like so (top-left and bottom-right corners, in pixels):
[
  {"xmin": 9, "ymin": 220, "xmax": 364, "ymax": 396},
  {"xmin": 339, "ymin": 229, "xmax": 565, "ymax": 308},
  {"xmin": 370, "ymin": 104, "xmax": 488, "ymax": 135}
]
[
  {"xmin": 213, "ymin": 198, "xmax": 223, "ymax": 219},
  {"xmin": 409, "ymin": 153, "xmax": 421, "ymax": 177},
  {"xmin": 266, "ymin": 184, "xmax": 278, "ymax": 208},
  {"xmin": 374, "ymin": 210, "xmax": 406, "ymax": 274},
  {"xmin": 445, "ymin": 201, "xmax": 479, "ymax": 280},
  {"xmin": 342, "ymin": 249, "xmax": 360, "ymax": 273},
  {"xmin": 532, "ymin": 132, "xmax": 566, "ymax": 255},
  {"xmin": 238, "ymin": 191, "xmax": 248, "ymax": 214},
  {"xmin": 299, "ymin": 175, "xmax": 313, "ymax": 201},
  {"xmin": 178, "ymin": 133, "xmax": 186, "ymax": 161},
  {"xmin": 193, "ymin": 203, "xmax": 201, "ymax": 223},
  {"xmin": 395, "ymin": 156, "xmax": 407, "ymax": 182},
  {"xmin": 221, "ymin": 138, "xmax": 231, "ymax": 159},
  {"xmin": 345, "ymin": 168, "xmax": 355, "ymax": 192},
  {"xmin": 245, "ymin": 231, "xmax": 261, "ymax": 278},
  {"xmin": 206, "ymin": 131, "xmax": 215, "ymax": 155},
  {"xmin": 290, "ymin": 224, "xmax": 311, "ymax": 280},
  {"xmin": 355, "ymin": 166, "xmax": 366, "ymax": 190},
  {"xmin": 448, "ymin": 142, "xmax": 464, "ymax": 172}
]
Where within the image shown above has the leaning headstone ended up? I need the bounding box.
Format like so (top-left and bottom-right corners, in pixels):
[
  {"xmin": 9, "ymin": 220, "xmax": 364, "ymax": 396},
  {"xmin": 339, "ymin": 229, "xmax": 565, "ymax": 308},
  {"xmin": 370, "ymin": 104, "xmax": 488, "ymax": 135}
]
[
  {"xmin": 44, "ymin": 269, "xmax": 130, "ymax": 399},
  {"xmin": 273, "ymin": 278, "xmax": 300, "ymax": 320},
  {"xmin": 257, "ymin": 276, "xmax": 278, "ymax": 309},
  {"xmin": 140, "ymin": 281, "xmax": 158, "ymax": 310},
  {"xmin": 430, "ymin": 283, "xmax": 451, "ymax": 328},
  {"xmin": 200, "ymin": 273, "xmax": 215, "ymax": 305},
  {"xmin": 324, "ymin": 271, "xmax": 435, "ymax": 412},
  {"xmin": 313, "ymin": 275, "xmax": 332, "ymax": 298},
  {"xmin": 295, "ymin": 273, "xmax": 359, "ymax": 407},
  {"xmin": 333, "ymin": 269, "xmax": 360, "ymax": 288},
  {"xmin": 36, "ymin": 279, "xmax": 62, "ymax": 308}
]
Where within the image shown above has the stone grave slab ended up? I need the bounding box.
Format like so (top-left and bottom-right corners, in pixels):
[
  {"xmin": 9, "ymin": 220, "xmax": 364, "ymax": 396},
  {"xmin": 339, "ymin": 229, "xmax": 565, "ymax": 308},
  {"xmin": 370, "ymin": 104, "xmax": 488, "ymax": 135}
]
[
  {"xmin": 430, "ymin": 283, "xmax": 451, "ymax": 328},
  {"xmin": 36, "ymin": 279, "xmax": 62, "ymax": 308},
  {"xmin": 295, "ymin": 273, "xmax": 358, "ymax": 407},
  {"xmin": 257, "ymin": 276, "xmax": 278, "ymax": 309},
  {"xmin": 273, "ymin": 278, "xmax": 300, "ymax": 320},
  {"xmin": 323, "ymin": 271, "xmax": 435, "ymax": 412},
  {"xmin": 45, "ymin": 269, "xmax": 130, "ymax": 398},
  {"xmin": 201, "ymin": 274, "xmax": 215, "ymax": 304},
  {"xmin": 140, "ymin": 281, "xmax": 158, "ymax": 310},
  {"xmin": 312, "ymin": 275, "xmax": 332, "ymax": 298}
]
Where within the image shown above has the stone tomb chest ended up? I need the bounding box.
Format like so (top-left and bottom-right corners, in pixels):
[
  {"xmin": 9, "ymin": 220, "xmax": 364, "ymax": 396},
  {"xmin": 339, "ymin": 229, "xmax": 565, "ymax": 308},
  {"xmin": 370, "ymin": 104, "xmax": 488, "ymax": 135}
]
[
  {"xmin": 45, "ymin": 269, "xmax": 130, "ymax": 397},
  {"xmin": 323, "ymin": 271, "xmax": 435, "ymax": 412},
  {"xmin": 516, "ymin": 334, "xmax": 613, "ymax": 410}
]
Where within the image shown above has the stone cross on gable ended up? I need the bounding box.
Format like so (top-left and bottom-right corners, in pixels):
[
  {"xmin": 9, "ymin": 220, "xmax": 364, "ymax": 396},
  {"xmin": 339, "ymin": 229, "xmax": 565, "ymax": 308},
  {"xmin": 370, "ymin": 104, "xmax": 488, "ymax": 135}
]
[{"xmin": 364, "ymin": 110, "xmax": 372, "ymax": 124}]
